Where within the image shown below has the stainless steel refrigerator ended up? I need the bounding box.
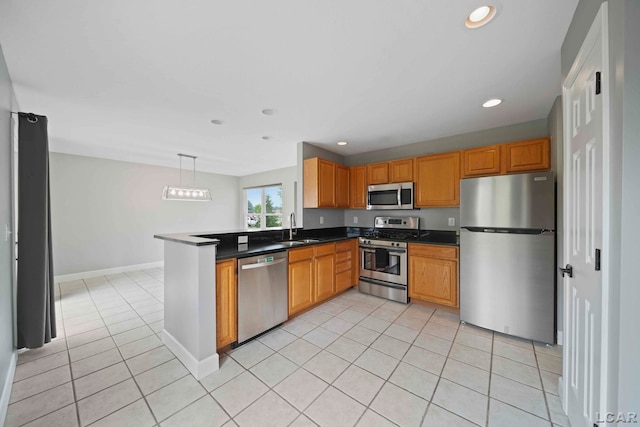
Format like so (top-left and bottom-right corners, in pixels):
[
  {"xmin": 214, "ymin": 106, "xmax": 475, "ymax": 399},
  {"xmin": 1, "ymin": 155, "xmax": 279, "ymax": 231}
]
[{"xmin": 460, "ymin": 171, "xmax": 555, "ymax": 344}]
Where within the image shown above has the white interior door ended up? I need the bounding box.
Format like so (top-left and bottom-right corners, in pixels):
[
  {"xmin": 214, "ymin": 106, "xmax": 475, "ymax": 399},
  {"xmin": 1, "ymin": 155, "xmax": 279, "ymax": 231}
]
[{"xmin": 562, "ymin": 4, "xmax": 610, "ymax": 426}]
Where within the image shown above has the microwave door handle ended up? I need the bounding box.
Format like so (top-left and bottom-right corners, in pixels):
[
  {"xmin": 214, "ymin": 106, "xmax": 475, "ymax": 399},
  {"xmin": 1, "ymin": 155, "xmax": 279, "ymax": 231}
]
[{"xmin": 397, "ymin": 184, "xmax": 402, "ymax": 207}]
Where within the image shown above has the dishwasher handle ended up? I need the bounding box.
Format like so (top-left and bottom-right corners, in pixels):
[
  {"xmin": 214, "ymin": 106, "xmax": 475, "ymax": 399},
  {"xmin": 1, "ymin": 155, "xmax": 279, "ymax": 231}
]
[{"xmin": 241, "ymin": 257, "xmax": 286, "ymax": 270}]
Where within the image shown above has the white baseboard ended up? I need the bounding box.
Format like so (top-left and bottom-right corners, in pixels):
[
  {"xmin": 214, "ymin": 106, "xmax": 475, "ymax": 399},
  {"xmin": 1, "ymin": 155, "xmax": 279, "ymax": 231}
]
[
  {"xmin": 0, "ymin": 351, "xmax": 17, "ymax": 427},
  {"xmin": 557, "ymin": 330, "xmax": 564, "ymax": 345},
  {"xmin": 54, "ymin": 261, "xmax": 164, "ymax": 283},
  {"xmin": 162, "ymin": 330, "xmax": 219, "ymax": 380}
]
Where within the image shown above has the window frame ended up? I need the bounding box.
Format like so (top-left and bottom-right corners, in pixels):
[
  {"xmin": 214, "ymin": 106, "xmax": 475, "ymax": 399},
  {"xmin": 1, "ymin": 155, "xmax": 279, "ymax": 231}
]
[{"xmin": 244, "ymin": 184, "xmax": 283, "ymax": 230}]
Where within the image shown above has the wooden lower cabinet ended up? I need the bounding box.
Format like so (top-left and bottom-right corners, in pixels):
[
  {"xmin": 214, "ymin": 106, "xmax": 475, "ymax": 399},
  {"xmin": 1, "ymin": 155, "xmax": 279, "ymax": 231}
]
[
  {"xmin": 288, "ymin": 248, "xmax": 315, "ymax": 316},
  {"xmin": 408, "ymin": 244, "xmax": 459, "ymax": 307},
  {"xmin": 335, "ymin": 239, "xmax": 357, "ymax": 293},
  {"xmin": 216, "ymin": 258, "xmax": 237, "ymax": 349},
  {"xmin": 288, "ymin": 240, "xmax": 357, "ymax": 316},
  {"xmin": 314, "ymin": 244, "xmax": 335, "ymax": 302}
]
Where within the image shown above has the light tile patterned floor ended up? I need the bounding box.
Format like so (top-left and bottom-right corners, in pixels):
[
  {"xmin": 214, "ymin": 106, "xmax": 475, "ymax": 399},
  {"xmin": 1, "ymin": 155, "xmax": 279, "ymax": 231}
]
[{"xmin": 6, "ymin": 268, "xmax": 568, "ymax": 427}]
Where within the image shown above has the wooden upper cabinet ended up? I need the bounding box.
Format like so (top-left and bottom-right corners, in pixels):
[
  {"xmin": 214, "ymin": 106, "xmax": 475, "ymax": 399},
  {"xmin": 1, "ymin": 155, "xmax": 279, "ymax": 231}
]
[
  {"xmin": 390, "ymin": 159, "xmax": 414, "ymax": 182},
  {"xmin": 216, "ymin": 258, "xmax": 237, "ymax": 349},
  {"xmin": 502, "ymin": 137, "xmax": 550, "ymax": 173},
  {"xmin": 462, "ymin": 145, "xmax": 501, "ymax": 177},
  {"xmin": 304, "ymin": 157, "xmax": 336, "ymax": 208},
  {"xmin": 335, "ymin": 165, "xmax": 350, "ymax": 208},
  {"xmin": 367, "ymin": 162, "xmax": 389, "ymax": 185},
  {"xmin": 414, "ymin": 151, "xmax": 461, "ymax": 207},
  {"xmin": 349, "ymin": 166, "xmax": 367, "ymax": 209}
]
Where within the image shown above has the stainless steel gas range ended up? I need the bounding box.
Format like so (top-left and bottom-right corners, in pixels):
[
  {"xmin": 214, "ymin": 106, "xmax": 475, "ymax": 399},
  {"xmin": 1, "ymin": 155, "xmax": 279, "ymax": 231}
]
[{"xmin": 358, "ymin": 216, "xmax": 419, "ymax": 304}]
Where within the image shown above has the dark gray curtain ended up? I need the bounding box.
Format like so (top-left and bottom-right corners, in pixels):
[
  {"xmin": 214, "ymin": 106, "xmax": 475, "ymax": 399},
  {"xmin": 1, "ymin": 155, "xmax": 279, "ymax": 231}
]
[{"xmin": 16, "ymin": 112, "xmax": 56, "ymax": 349}]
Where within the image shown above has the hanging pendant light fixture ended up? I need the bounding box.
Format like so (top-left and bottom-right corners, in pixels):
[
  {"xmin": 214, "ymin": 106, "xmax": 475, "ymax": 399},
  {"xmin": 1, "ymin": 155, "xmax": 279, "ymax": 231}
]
[{"xmin": 162, "ymin": 153, "xmax": 212, "ymax": 201}]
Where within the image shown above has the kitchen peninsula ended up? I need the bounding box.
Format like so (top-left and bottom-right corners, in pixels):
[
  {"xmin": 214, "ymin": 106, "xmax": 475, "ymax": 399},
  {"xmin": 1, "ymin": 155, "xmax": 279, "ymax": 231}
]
[{"xmin": 153, "ymin": 232, "xmax": 221, "ymax": 380}]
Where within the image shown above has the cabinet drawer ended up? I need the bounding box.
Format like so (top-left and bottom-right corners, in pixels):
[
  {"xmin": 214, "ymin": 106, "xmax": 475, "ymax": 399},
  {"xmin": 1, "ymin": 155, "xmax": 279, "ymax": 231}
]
[
  {"xmin": 336, "ymin": 260, "xmax": 352, "ymax": 274},
  {"xmin": 335, "ymin": 240, "xmax": 354, "ymax": 253},
  {"xmin": 335, "ymin": 250, "xmax": 351, "ymax": 264},
  {"xmin": 314, "ymin": 243, "xmax": 335, "ymax": 257},
  {"xmin": 288, "ymin": 247, "xmax": 314, "ymax": 263},
  {"xmin": 409, "ymin": 244, "xmax": 458, "ymax": 260},
  {"xmin": 336, "ymin": 270, "xmax": 352, "ymax": 289}
]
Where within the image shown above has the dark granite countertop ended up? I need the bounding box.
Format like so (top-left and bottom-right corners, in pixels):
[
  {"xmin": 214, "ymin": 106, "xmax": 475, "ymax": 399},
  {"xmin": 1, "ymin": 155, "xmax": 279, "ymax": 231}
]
[{"xmin": 155, "ymin": 226, "xmax": 458, "ymax": 258}]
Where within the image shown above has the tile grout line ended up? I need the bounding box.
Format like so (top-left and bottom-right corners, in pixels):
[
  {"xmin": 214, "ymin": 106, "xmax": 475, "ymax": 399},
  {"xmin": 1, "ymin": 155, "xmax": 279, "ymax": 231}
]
[{"xmin": 74, "ymin": 274, "xmax": 163, "ymax": 427}]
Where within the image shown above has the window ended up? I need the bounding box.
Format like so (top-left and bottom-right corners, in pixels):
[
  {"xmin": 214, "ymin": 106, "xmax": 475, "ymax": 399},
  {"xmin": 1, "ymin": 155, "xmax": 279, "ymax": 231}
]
[{"xmin": 245, "ymin": 185, "xmax": 283, "ymax": 230}]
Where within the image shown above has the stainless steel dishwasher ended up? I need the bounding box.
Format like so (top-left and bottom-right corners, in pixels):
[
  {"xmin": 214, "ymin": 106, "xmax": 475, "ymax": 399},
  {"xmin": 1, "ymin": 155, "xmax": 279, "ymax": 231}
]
[{"xmin": 236, "ymin": 251, "xmax": 288, "ymax": 345}]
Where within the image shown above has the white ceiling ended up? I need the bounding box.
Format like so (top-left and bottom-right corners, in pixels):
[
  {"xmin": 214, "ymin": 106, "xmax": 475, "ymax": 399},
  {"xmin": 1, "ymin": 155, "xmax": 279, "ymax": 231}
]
[{"xmin": 0, "ymin": 0, "xmax": 577, "ymax": 176}]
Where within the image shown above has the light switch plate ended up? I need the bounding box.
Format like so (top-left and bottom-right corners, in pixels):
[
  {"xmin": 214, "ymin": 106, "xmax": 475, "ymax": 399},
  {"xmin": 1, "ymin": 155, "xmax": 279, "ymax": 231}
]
[
  {"xmin": 448, "ymin": 217, "xmax": 455, "ymax": 226},
  {"xmin": 353, "ymin": 216, "xmax": 358, "ymax": 224},
  {"xmin": 319, "ymin": 216, "xmax": 324, "ymax": 225},
  {"xmin": 238, "ymin": 236, "xmax": 248, "ymax": 244}
]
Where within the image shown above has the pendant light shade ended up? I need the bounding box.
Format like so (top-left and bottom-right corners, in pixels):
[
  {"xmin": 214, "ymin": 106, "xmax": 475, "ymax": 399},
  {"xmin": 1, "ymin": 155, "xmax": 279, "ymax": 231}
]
[{"xmin": 162, "ymin": 154, "xmax": 212, "ymax": 201}]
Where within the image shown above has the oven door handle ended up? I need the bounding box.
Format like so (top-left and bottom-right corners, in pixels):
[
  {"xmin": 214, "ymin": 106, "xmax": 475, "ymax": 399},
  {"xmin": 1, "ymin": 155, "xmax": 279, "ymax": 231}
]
[{"xmin": 360, "ymin": 247, "xmax": 407, "ymax": 254}]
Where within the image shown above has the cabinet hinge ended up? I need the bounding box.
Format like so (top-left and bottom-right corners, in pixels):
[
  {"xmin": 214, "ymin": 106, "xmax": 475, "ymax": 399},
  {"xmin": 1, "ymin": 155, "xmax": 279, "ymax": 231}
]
[{"xmin": 595, "ymin": 71, "xmax": 601, "ymax": 95}]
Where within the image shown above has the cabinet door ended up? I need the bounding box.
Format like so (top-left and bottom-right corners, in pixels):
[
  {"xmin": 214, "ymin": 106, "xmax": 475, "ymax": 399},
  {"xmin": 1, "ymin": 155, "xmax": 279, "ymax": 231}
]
[
  {"xmin": 502, "ymin": 137, "xmax": 550, "ymax": 173},
  {"xmin": 315, "ymin": 253, "xmax": 335, "ymax": 302},
  {"xmin": 288, "ymin": 259, "xmax": 314, "ymax": 315},
  {"xmin": 390, "ymin": 159, "xmax": 414, "ymax": 182},
  {"xmin": 409, "ymin": 255, "xmax": 458, "ymax": 307},
  {"xmin": 367, "ymin": 162, "xmax": 389, "ymax": 185},
  {"xmin": 462, "ymin": 145, "xmax": 501, "ymax": 177},
  {"xmin": 414, "ymin": 152, "xmax": 461, "ymax": 207},
  {"xmin": 335, "ymin": 165, "xmax": 350, "ymax": 208},
  {"xmin": 304, "ymin": 158, "xmax": 336, "ymax": 208},
  {"xmin": 349, "ymin": 166, "xmax": 367, "ymax": 209},
  {"xmin": 318, "ymin": 159, "xmax": 336, "ymax": 207},
  {"xmin": 216, "ymin": 259, "xmax": 237, "ymax": 349}
]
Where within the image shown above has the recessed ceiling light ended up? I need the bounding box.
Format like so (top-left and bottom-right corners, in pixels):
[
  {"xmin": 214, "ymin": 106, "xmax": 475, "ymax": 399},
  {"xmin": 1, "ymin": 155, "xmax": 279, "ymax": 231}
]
[
  {"xmin": 337, "ymin": 141, "xmax": 348, "ymax": 146},
  {"xmin": 482, "ymin": 98, "xmax": 503, "ymax": 108},
  {"xmin": 261, "ymin": 136, "xmax": 272, "ymax": 140},
  {"xmin": 210, "ymin": 119, "xmax": 223, "ymax": 125},
  {"xmin": 261, "ymin": 108, "xmax": 276, "ymax": 116},
  {"xmin": 465, "ymin": 5, "xmax": 496, "ymax": 28}
]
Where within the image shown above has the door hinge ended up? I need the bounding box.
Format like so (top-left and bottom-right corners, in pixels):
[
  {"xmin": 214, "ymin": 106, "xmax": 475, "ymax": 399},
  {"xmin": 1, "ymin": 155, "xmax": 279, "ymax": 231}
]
[
  {"xmin": 595, "ymin": 71, "xmax": 601, "ymax": 95},
  {"xmin": 595, "ymin": 248, "xmax": 601, "ymax": 271}
]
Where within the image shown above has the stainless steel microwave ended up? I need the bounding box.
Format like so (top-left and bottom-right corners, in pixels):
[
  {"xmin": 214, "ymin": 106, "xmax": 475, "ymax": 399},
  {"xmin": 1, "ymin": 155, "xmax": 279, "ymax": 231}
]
[{"xmin": 367, "ymin": 182, "xmax": 414, "ymax": 210}]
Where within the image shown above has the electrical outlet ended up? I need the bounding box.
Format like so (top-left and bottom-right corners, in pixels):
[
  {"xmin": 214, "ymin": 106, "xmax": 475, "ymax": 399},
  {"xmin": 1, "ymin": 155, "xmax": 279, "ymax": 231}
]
[
  {"xmin": 319, "ymin": 216, "xmax": 324, "ymax": 225},
  {"xmin": 448, "ymin": 217, "xmax": 455, "ymax": 226},
  {"xmin": 237, "ymin": 236, "xmax": 248, "ymax": 244},
  {"xmin": 353, "ymin": 216, "xmax": 358, "ymax": 224}
]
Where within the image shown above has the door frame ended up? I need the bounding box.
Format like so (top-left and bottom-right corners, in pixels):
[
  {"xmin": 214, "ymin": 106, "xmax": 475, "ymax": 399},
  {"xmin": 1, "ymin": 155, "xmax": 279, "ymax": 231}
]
[{"xmin": 561, "ymin": 2, "xmax": 614, "ymax": 421}]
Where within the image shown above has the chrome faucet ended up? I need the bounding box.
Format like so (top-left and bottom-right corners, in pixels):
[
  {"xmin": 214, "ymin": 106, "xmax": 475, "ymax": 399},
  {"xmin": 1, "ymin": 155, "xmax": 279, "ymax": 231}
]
[{"xmin": 289, "ymin": 212, "xmax": 297, "ymax": 240}]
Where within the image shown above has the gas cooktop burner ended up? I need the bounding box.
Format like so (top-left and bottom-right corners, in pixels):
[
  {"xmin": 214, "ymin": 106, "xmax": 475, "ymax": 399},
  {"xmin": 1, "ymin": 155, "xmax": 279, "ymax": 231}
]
[{"xmin": 363, "ymin": 230, "xmax": 418, "ymax": 240}]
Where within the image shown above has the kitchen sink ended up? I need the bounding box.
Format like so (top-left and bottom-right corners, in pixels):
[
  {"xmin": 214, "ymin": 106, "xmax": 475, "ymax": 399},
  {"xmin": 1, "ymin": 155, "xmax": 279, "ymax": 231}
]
[
  {"xmin": 275, "ymin": 239, "xmax": 321, "ymax": 246},
  {"xmin": 276, "ymin": 241, "xmax": 305, "ymax": 246}
]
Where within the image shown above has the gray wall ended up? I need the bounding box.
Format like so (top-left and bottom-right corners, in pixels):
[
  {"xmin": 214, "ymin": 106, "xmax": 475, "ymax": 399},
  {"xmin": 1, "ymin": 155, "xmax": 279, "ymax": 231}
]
[
  {"xmin": 238, "ymin": 166, "xmax": 297, "ymax": 228},
  {"xmin": 547, "ymin": 96, "xmax": 564, "ymax": 336},
  {"xmin": 343, "ymin": 119, "xmax": 549, "ymax": 166},
  {"xmin": 561, "ymin": 0, "xmax": 640, "ymax": 414},
  {"xmin": 50, "ymin": 153, "xmax": 240, "ymax": 275},
  {"xmin": 0, "ymin": 45, "xmax": 16, "ymax": 422},
  {"xmin": 616, "ymin": 0, "xmax": 640, "ymax": 415}
]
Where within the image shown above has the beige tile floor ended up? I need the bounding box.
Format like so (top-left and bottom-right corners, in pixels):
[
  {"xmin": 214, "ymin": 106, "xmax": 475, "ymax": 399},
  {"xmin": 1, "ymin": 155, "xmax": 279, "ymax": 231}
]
[{"xmin": 5, "ymin": 268, "xmax": 568, "ymax": 427}]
